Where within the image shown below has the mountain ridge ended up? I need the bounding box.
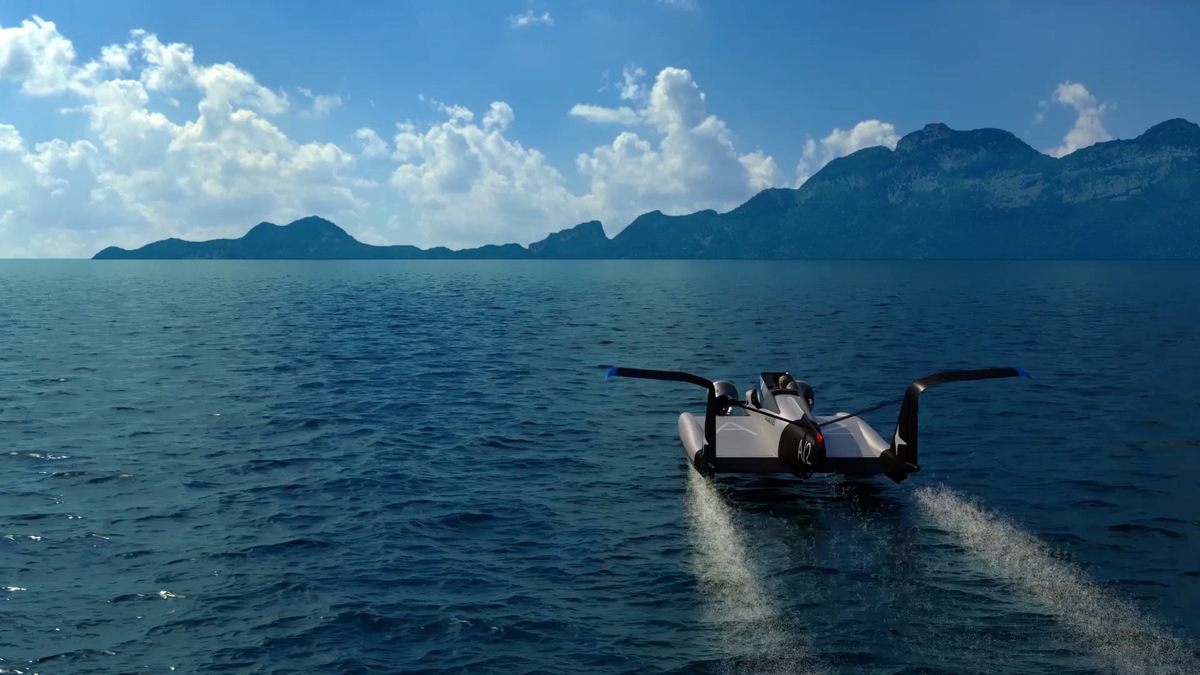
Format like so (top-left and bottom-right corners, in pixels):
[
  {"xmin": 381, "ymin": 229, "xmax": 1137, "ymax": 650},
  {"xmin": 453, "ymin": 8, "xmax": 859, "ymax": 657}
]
[{"xmin": 93, "ymin": 117, "xmax": 1200, "ymax": 260}]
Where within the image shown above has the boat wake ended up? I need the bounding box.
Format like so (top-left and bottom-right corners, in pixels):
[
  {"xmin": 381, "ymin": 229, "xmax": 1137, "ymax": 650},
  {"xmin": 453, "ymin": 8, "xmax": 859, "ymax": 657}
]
[
  {"xmin": 914, "ymin": 484, "xmax": 1200, "ymax": 675},
  {"xmin": 684, "ymin": 469, "xmax": 823, "ymax": 675}
]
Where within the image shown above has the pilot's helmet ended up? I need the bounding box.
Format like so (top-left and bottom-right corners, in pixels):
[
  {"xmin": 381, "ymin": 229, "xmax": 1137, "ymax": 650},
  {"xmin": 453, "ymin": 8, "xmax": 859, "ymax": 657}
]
[{"xmin": 776, "ymin": 374, "xmax": 798, "ymax": 391}]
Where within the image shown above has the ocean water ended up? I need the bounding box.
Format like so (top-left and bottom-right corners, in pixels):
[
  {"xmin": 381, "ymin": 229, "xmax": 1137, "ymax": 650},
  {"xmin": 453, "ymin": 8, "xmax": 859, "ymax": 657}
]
[{"xmin": 1, "ymin": 259, "xmax": 1198, "ymax": 675}]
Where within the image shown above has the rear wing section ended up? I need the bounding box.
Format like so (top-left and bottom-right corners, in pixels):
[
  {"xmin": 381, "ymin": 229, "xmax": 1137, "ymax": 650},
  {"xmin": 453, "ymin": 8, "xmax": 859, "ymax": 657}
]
[{"xmin": 881, "ymin": 367, "xmax": 1031, "ymax": 482}]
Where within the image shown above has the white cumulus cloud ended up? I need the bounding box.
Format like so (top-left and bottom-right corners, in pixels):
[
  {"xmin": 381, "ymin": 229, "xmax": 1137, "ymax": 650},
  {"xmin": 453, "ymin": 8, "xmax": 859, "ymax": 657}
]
[
  {"xmin": 354, "ymin": 128, "xmax": 389, "ymax": 158},
  {"xmin": 658, "ymin": 0, "xmax": 699, "ymax": 10},
  {"xmin": 482, "ymin": 101, "xmax": 514, "ymax": 131},
  {"xmin": 1043, "ymin": 81, "xmax": 1112, "ymax": 158},
  {"xmin": 571, "ymin": 65, "xmax": 782, "ymax": 230},
  {"xmin": 0, "ymin": 16, "xmax": 80, "ymax": 95},
  {"xmin": 1, "ymin": 15, "xmax": 906, "ymax": 258},
  {"xmin": 388, "ymin": 104, "xmax": 580, "ymax": 248},
  {"xmin": 567, "ymin": 103, "xmax": 640, "ymax": 125},
  {"xmin": 297, "ymin": 86, "xmax": 343, "ymax": 118},
  {"xmin": 794, "ymin": 120, "xmax": 900, "ymax": 186},
  {"xmin": 0, "ymin": 17, "xmax": 364, "ymax": 257},
  {"xmin": 509, "ymin": 10, "xmax": 554, "ymax": 28},
  {"xmin": 371, "ymin": 64, "xmax": 788, "ymax": 249}
]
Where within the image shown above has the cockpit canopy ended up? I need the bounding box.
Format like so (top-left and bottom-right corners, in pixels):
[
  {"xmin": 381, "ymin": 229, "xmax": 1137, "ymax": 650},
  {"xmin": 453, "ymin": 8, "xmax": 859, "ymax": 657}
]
[{"xmin": 758, "ymin": 371, "xmax": 815, "ymax": 412}]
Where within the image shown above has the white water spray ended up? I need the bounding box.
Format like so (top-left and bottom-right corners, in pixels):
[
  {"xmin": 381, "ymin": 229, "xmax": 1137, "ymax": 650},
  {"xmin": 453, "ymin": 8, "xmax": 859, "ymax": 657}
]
[
  {"xmin": 915, "ymin": 484, "xmax": 1200, "ymax": 675},
  {"xmin": 684, "ymin": 469, "xmax": 823, "ymax": 675}
]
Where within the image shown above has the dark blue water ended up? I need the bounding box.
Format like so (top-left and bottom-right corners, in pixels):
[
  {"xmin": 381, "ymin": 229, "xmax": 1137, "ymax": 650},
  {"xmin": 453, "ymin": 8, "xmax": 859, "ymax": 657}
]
[{"xmin": 1, "ymin": 260, "xmax": 1198, "ymax": 674}]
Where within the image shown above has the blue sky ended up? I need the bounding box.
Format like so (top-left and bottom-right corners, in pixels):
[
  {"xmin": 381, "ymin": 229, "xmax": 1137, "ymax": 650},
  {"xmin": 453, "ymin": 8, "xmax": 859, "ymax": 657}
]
[{"xmin": 1, "ymin": 0, "xmax": 1197, "ymax": 257}]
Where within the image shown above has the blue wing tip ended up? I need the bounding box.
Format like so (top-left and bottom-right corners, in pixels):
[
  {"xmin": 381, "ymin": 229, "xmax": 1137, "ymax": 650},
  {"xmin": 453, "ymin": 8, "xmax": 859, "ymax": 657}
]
[
  {"xmin": 1015, "ymin": 367, "xmax": 1032, "ymax": 379},
  {"xmin": 604, "ymin": 366, "xmax": 619, "ymax": 380}
]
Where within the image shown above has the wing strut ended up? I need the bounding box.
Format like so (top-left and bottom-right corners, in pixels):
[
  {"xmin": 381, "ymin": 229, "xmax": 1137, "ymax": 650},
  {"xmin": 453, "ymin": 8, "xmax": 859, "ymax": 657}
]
[
  {"xmin": 880, "ymin": 367, "xmax": 1031, "ymax": 483},
  {"xmin": 605, "ymin": 366, "xmax": 718, "ymax": 475}
]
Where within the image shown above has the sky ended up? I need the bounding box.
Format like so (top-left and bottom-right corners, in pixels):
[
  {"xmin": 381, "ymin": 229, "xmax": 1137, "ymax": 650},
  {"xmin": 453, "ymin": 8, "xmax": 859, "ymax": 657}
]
[{"xmin": 1, "ymin": 0, "xmax": 1197, "ymax": 258}]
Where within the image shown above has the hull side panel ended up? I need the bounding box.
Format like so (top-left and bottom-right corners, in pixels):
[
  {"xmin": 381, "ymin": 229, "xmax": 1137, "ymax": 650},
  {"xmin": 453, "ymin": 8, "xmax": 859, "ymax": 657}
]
[
  {"xmin": 704, "ymin": 414, "xmax": 784, "ymax": 459},
  {"xmin": 815, "ymin": 414, "xmax": 891, "ymax": 459},
  {"xmin": 679, "ymin": 413, "xmax": 705, "ymax": 465}
]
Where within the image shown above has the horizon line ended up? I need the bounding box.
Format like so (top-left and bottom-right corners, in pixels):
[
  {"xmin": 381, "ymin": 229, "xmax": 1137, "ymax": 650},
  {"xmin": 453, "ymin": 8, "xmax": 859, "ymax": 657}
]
[{"xmin": 6, "ymin": 257, "xmax": 1200, "ymax": 263}]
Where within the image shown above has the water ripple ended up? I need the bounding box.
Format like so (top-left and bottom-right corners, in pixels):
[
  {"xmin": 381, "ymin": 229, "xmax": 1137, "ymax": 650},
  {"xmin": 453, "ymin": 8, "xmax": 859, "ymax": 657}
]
[{"xmin": 1, "ymin": 259, "xmax": 1198, "ymax": 673}]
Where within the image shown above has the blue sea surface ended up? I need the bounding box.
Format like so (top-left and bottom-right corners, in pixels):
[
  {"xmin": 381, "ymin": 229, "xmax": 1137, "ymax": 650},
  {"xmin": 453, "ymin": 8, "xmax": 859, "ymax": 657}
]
[{"xmin": 1, "ymin": 259, "xmax": 1199, "ymax": 674}]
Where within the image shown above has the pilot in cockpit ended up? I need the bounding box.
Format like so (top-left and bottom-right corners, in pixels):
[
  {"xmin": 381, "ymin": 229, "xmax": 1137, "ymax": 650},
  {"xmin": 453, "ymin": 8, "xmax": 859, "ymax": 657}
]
[{"xmin": 776, "ymin": 373, "xmax": 815, "ymax": 410}]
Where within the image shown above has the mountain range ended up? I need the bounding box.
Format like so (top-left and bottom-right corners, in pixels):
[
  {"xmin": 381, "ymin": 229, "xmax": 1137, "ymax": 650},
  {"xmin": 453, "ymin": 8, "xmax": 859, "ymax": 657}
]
[{"xmin": 93, "ymin": 117, "xmax": 1200, "ymax": 260}]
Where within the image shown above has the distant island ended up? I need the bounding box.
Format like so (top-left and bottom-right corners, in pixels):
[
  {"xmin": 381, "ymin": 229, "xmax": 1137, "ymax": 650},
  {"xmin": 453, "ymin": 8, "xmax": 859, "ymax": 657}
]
[{"xmin": 94, "ymin": 118, "xmax": 1200, "ymax": 260}]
